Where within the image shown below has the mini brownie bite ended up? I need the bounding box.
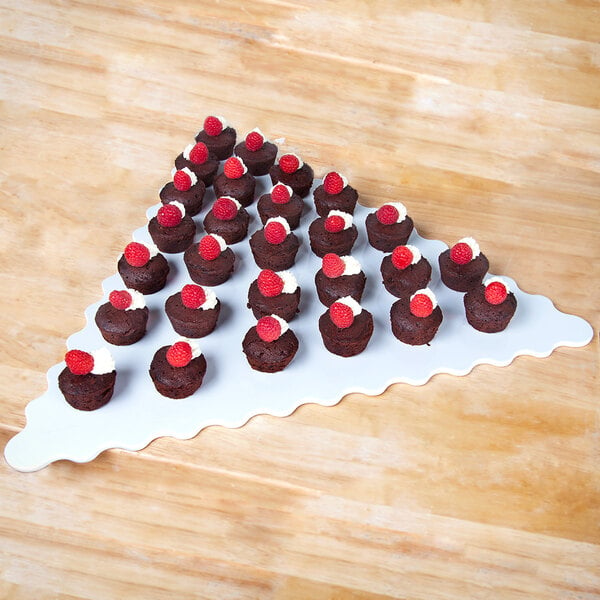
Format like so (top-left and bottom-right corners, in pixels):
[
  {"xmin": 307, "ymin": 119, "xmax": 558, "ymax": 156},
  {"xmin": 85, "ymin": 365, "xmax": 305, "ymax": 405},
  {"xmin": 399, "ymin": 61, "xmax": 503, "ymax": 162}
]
[
  {"xmin": 174, "ymin": 141, "xmax": 219, "ymax": 187},
  {"xmin": 194, "ymin": 115, "xmax": 236, "ymax": 160},
  {"xmin": 58, "ymin": 348, "xmax": 116, "ymax": 411},
  {"xmin": 148, "ymin": 200, "xmax": 196, "ymax": 254},
  {"xmin": 380, "ymin": 244, "xmax": 432, "ymax": 298},
  {"xmin": 159, "ymin": 167, "xmax": 206, "ymax": 217},
  {"xmin": 249, "ymin": 217, "xmax": 300, "ymax": 271},
  {"xmin": 149, "ymin": 338, "xmax": 207, "ymax": 399},
  {"xmin": 95, "ymin": 289, "xmax": 148, "ymax": 345},
  {"xmin": 308, "ymin": 210, "xmax": 358, "ymax": 258},
  {"xmin": 257, "ymin": 183, "xmax": 304, "ymax": 230},
  {"xmin": 366, "ymin": 202, "xmax": 414, "ymax": 252},
  {"xmin": 203, "ymin": 196, "xmax": 250, "ymax": 244},
  {"xmin": 242, "ymin": 315, "xmax": 299, "ymax": 373},
  {"xmin": 439, "ymin": 237, "xmax": 489, "ymax": 292},
  {"xmin": 213, "ymin": 156, "xmax": 256, "ymax": 207},
  {"xmin": 269, "ymin": 152, "xmax": 314, "ymax": 198},
  {"xmin": 464, "ymin": 277, "xmax": 517, "ymax": 333},
  {"xmin": 234, "ymin": 128, "xmax": 278, "ymax": 176},
  {"xmin": 319, "ymin": 296, "xmax": 374, "ymax": 357},
  {"xmin": 183, "ymin": 234, "xmax": 235, "ymax": 286},
  {"xmin": 313, "ymin": 171, "xmax": 359, "ymax": 217},
  {"xmin": 247, "ymin": 269, "xmax": 301, "ymax": 322},
  {"xmin": 118, "ymin": 241, "xmax": 169, "ymax": 294},
  {"xmin": 390, "ymin": 288, "xmax": 443, "ymax": 345},
  {"xmin": 315, "ymin": 253, "xmax": 366, "ymax": 307},
  {"xmin": 165, "ymin": 284, "xmax": 220, "ymax": 338}
]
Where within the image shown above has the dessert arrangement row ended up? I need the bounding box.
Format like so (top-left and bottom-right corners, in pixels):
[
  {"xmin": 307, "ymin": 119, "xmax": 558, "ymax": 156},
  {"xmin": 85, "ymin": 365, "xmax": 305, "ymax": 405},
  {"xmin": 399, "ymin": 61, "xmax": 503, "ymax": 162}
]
[{"xmin": 58, "ymin": 116, "xmax": 517, "ymax": 411}]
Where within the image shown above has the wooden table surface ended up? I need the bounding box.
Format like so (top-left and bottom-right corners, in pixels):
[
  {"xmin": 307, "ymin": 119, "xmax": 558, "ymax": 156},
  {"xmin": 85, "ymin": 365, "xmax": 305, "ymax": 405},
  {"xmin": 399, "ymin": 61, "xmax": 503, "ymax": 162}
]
[{"xmin": 1, "ymin": 1, "xmax": 599, "ymax": 598}]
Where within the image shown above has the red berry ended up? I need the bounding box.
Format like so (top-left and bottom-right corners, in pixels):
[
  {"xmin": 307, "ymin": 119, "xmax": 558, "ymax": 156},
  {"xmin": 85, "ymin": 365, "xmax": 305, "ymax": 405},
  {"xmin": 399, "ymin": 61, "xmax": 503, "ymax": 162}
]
[
  {"xmin": 65, "ymin": 349, "xmax": 94, "ymax": 375},
  {"xmin": 485, "ymin": 281, "xmax": 508, "ymax": 305},
  {"xmin": 323, "ymin": 172, "xmax": 344, "ymax": 195},
  {"xmin": 256, "ymin": 316, "xmax": 282, "ymax": 342},
  {"xmin": 270, "ymin": 184, "xmax": 291, "ymax": 204},
  {"xmin": 376, "ymin": 204, "xmax": 400, "ymax": 225},
  {"xmin": 322, "ymin": 253, "xmax": 345, "ymax": 278},
  {"xmin": 223, "ymin": 156, "xmax": 245, "ymax": 179},
  {"xmin": 245, "ymin": 130, "xmax": 264, "ymax": 151},
  {"xmin": 257, "ymin": 270, "xmax": 284, "ymax": 297},
  {"xmin": 212, "ymin": 197, "xmax": 238, "ymax": 221},
  {"xmin": 109, "ymin": 290, "xmax": 132, "ymax": 310},
  {"xmin": 410, "ymin": 293, "xmax": 434, "ymax": 318},
  {"xmin": 391, "ymin": 246, "xmax": 414, "ymax": 270},
  {"xmin": 329, "ymin": 301, "xmax": 355, "ymax": 329},
  {"xmin": 198, "ymin": 235, "xmax": 222, "ymax": 261},
  {"xmin": 181, "ymin": 284, "xmax": 207, "ymax": 309},
  {"xmin": 450, "ymin": 242, "xmax": 473, "ymax": 265},
  {"xmin": 173, "ymin": 169, "xmax": 193, "ymax": 191},
  {"xmin": 204, "ymin": 115, "xmax": 223, "ymax": 137},
  {"xmin": 166, "ymin": 341, "xmax": 193, "ymax": 367},
  {"xmin": 324, "ymin": 214, "xmax": 345, "ymax": 233},
  {"xmin": 264, "ymin": 221, "xmax": 287, "ymax": 244},
  {"xmin": 124, "ymin": 242, "xmax": 151, "ymax": 267},
  {"xmin": 157, "ymin": 203, "xmax": 183, "ymax": 227},
  {"xmin": 279, "ymin": 154, "xmax": 300, "ymax": 174},
  {"xmin": 189, "ymin": 142, "xmax": 209, "ymax": 164}
]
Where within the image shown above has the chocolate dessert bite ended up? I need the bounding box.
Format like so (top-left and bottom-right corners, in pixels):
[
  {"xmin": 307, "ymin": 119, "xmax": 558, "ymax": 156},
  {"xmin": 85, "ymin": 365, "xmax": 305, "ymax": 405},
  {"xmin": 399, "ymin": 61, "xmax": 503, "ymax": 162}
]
[
  {"xmin": 439, "ymin": 237, "xmax": 489, "ymax": 292},
  {"xmin": 174, "ymin": 141, "xmax": 219, "ymax": 187},
  {"xmin": 247, "ymin": 269, "xmax": 301, "ymax": 322},
  {"xmin": 366, "ymin": 202, "xmax": 414, "ymax": 252},
  {"xmin": 249, "ymin": 217, "xmax": 300, "ymax": 271},
  {"xmin": 159, "ymin": 167, "xmax": 206, "ymax": 217},
  {"xmin": 148, "ymin": 201, "xmax": 196, "ymax": 254},
  {"xmin": 315, "ymin": 253, "xmax": 366, "ymax": 307},
  {"xmin": 257, "ymin": 183, "xmax": 304, "ymax": 230},
  {"xmin": 117, "ymin": 241, "xmax": 169, "ymax": 294},
  {"xmin": 308, "ymin": 210, "xmax": 358, "ymax": 258},
  {"xmin": 95, "ymin": 289, "xmax": 149, "ymax": 345},
  {"xmin": 380, "ymin": 244, "xmax": 432, "ymax": 298},
  {"xmin": 313, "ymin": 171, "xmax": 359, "ymax": 217},
  {"xmin": 242, "ymin": 315, "xmax": 299, "ymax": 373},
  {"xmin": 195, "ymin": 115, "xmax": 236, "ymax": 160},
  {"xmin": 165, "ymin": 284, "xmax": 221, "ymax": 338},
  {"xmin": 183, "ymin": 234, "xmax": 235, "ymax": 286},
  {"xmin": 464, "ymin": 277, "xmax": 517, "ymax": 333},
  {"xmin": 213, "ymin": 156, "xmax": 256, "ymax": 207},
  {"xmin": 234, "ymin": 128, "xmax": 278, "ymax": 176},
  {"xmin": 203, "ymin": 196, "xmax": 250, "ymax": 244},
  {"xmin": 390, "ymin": 288, "xmax": 443, "ymax": 345},
  {"xmin": 269, "ymin": 152, "xmax": 314, "ymax": 198}
]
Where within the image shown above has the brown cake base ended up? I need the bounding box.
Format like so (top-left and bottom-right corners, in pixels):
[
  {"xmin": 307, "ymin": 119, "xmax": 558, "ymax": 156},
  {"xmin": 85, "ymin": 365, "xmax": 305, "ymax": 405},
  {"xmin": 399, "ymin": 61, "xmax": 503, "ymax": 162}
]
[
  {"xmin": 165, "ymin": 294, "xmax": 221, "ymax": 338},
  {"xmin": 365, "ymin": 213, "xmax": 414, "ymax": 252},
  {"xmin": 174, "ymin": 154, "xmax": 219, "ymax": 187},
  {"xmin": 213, "ymin": 173, "xmax": 256, "ymax": 207},
  {"xmin": 95, "ymin": 303, "xmax": 149, "ymax": 345},
  {"xmin": 313, "ymin": 184, "xmax": 358, "ymax": 217},
  {"xmin": 58, "ymin": 369, "xmax": 116, "ymax": 411},
  {"xmin": 117, "ymin": 254, "xmax": 170, "ymax": 295},
  {"xmin": 242, "ymin": 328, "xmax": 299, "ymax": 373},
  {"xmin": 148, "ymin": 215, "xmax": 196, "ymax": 254},
  {"xmin": 314, "ymin": 269, "xmax": 366, "ymax": 307},
  {"xmin": 380, "ymin": 255, "xmax": 432, "ymax": 298},
  {"xmin": 439, "ymin": 250, "xmax": 489, "ymax": 292},
  {"xmin": 464, "ymin": 284, "xmax": 517, "ymax": 333},
  {"xmin": 183, "ymin": 245, "xmax": 235, "ymax": 286},
  {"xmin": 159, "ymin": 181, "xmax": 206, "ymax": 216},
  {"xmin": 149, "ymin": 346, "xmax": 207, "ymax": 399},
  {"xmin": 390, "ymin": 297, "xmax": 443, "ymax": 345},
  {"xmin": 257, "ymin": 193, "xmax": 304, "ymax": 229},
  {"xmin": 269, "ymin": 163, "xmax": 314, "ymax": 198},
  {"xmin": 247, "ymin": 280, "xmax": 301, "ymax": 321},
  {"xmin": 318, "ymin": 309, "xmax": 374, "ymax": 357},
  {"xmin": 203, "ymin": 209, "xmax": 250, "ymax": 244},
  {"xmin": 249, "ymin": 230, "xmax": 300, "ymax": 271},
  {"xmin": 308, "ymin": 218, "xmax": 358, "ymax": 258},
  {"xmin": 234, "ymin": 141, "xmax": 278, "ymax": 176},
  {"xmin": 195, "ymin": 127, "xmax": 236, "ymax": 160}
]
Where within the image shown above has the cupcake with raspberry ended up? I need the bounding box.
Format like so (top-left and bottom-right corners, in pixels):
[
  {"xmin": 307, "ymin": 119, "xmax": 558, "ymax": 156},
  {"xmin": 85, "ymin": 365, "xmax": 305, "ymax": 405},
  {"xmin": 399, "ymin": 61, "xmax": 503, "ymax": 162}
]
[
  {"xmin": 257, "ymin": 183, "xmax": 304, "ymax": 230},
  {"xmin": 439, "ymin": 237, "xmax": 489, "ymax": 292},
  {"xmin": 242, "ymin": 315, "xmax": 299, "ymax": 373},
  {"xmin": 390, "ymin": 288, "xmax": 443, "ymax": 345},
  {"xmin": 149, "ymin": 338, "xmax": 207, "ymax": 399},
  {"xmin": 95, "ymin": 289, "xmax": 149, "ymax": 345},
  {"xmin": 194, "ymin": 115, "xmax": 236, "ymax": 160},
  {"xmin": 234, "ymin": 128, "xmax": 278, "ymax": 176},
  {"xmin": 249, "ymin": 217, "xmax": 300, "ymax": 271},
  {"xmin": 247, "ymin": 269, "xmax": 301, "ymax": 322},
  {"xmin": 313, "ymin": 171, "xmax": 359, "ymax": 217},
  {"xmin": 308, "ymin": 210, "xmax": 358, "ymax": 258},
  {"xmin": 117, "ymin": 241, "xmax": 170, "ymax": 294},
  {"xmin": 183, "ymin": 234, "xmax": 235, "ymax": 286},
  {"xmin": 203, "ymin": 196, "xmax": 250, "ymax": 244},
  {"xmin": 464, "ymin": 277, "xmax": 517, "ymax": 333},
  {"xmin": 213, "ymin": 156, "xmax": 256, "ymax": 207},
  {"xmin": 380, "ymin": 245, "xmax": 431, "ymax": 298},
  {"xmin": 174, "ymin": 141, "xmax": 219, "ymax": 187},
  {"xmin": 366, "ymin": 202, "xmax": 414, "ymax": 252},
  {"xmin": 165, "ymin": 284, "xmax": 220, "ymax": 338},
  {"xmin": 318, "ymin": 297, "xmax": 374, "ymax": 357},
  {"xmin": 315, "ymin": 253, "xmax": 366, "ymax": 307},
  {"xmin": 148, "ymin": 201, "xmax": 196, "ymax": 254},
  {"xmin": 159, "ymin": 167, "xmax": 206, "ymax": 217},
  {"xmin": 269, "ymin": 152, "xmax": 314, "ymax": 198},
  {"xmin": 58, "ymin": 348, "xmax": 116, "ymax": 411}
]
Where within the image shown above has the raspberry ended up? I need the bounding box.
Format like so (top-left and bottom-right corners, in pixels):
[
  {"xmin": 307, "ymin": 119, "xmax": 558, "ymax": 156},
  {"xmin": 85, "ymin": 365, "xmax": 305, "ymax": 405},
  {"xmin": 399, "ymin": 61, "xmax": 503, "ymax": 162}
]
[
  {"xmin": 189, "ymin": 142, "xmax": 209, "ymax": 164},
  {"xmin": 324, "ymin": 215, "xmax": 345, "ymax": 233},
  {"xmin": 181, "ymin": 284, "xmax": 206, "ymax": 309},
  {"xmin": 124, "ymin": 242, "xmax": 151, "ymax": 267},
  {"xmin": 391, "ymin": 246, "xmax": 414, "ymax": 270},
  {"xmin": 450, "ymin": 242, "xmax": 473, "ymax": 265},
  {"xmin": 198, "ymin": 235, "xmax": 222, "ymax": 261},
  {"xmin": 223, "ymin": 156, "xmax": 245, "ymax": 179},
  {"xmin": 109, "ymin": 290, "xmax": 132, "ymax": 310},
  {"xmin": 410, "ymin": 293, "xmax": 434, "ymax": 318},
  {"xmin": 65, "ymin": 349, "xmax": 94, "ymax": 375},
  {"xmin": 485, "ymin": 281, "xmax": 508, "ymax": 305},
  {"xmin": 166, "ymin": 341, "xmax": 193, "ymax": 367},
  {"xmin": 157, "ymin": 203, "xmax": 183, "ymax": 227},
  {"xmin": 203, "ymin": 115, "xmax": 223, "ymax": 137},
  {"xmin": 322, "ymin": 253, "xmax": 345, "ymax": 278},
  {"xmin": 329, "ymin": 301, "xmax": 354, "ymax": 329},
  {"xmin": 376, "ymin": 204, "xmax": 399, "ymax": 225},
  {"xmin": 323, "ymin": 172, "xmax": 344, "ymax": 195},
  {"xmin": 245, "ymin": 130, "xmax": 264, "ymax": 151},
  {"xmin": 264, "ymin": 221, "xmax": 287, "ymax": 244},
  {"xmin": 256, "ymin": 315, "xmax": 282, "ymax": 342},
  {"xmin": 278, "ymin": 154, "xmax": 300, "ymax": 174},
  {"xmin": 257, "ymin": 270, "xmax": 284, "ymax": 297},
  {"xmin": 270, "ymin": 184, "xmax": 291, "ymax": 204},
  {"xmin": 212, "ymin": 197, "xmax": 238, "ymax": 221},
  {"xmin": 173, "ymin": 169, "xmax": 193, "ymax": 191}
]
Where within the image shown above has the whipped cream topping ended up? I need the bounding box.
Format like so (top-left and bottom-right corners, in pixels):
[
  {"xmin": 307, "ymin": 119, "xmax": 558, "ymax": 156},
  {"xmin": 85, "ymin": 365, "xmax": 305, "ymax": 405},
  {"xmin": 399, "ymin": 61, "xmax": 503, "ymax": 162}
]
[
  {"xmin": 336, "ymin": 295, "xmax": 362, "ymax": 316},
  {"xmin": 199, "ymin": 288, "xmax": 218, "ymax": 310},
  {"xmin": 457, "ymin": 237, "xmax": 481, "ymax": 257},
  {"xmin": 284, "ymin": 152, "xmax": 303, "ymax": 169},
  {"xmin": 182, "ymin": 143, "xmax": 195, "ymax": 161},
  {"xmin": 484, "ymin": 276, "xmax": 510, "ymax": 292},
  {"xmin": 220, "ymin": 195, "xmax": 242, "ymax": 211},
  {"xmin": 386, "ymin": 202, "xmax": 408, "ymax": 223},
  {"xmin": 410, "ymin": 288, "xmax": 438, "ymax": 309},
  {"xmin": 328, "ymin": 210, "xmax": 353, "ymax": 230},
  {"xmin": 211, "ymin": 234, "xmax": 228, "ymax": 252},
  {"xmin": 269, "ymin": 314, "xmax": 289, "ymax": 336},
  {"xmin": 325, "ymin": 171, "xmax": 348, "ymax": 190},
  {"xmin": 271, "ymin": 183, "xmax": 293, "ymax": 196},
  {"xmin": 404, "ymin": 244, "xmax": 421, "ymax": 265},
  {"xmin": 168, "ymin": 200, "xmax": 186, "ymax": 218},
  {"xmin": 277, "ymin": 270, "xmax": 298, "ymax": 293},
  {"xmin": 214, "ymin": 115, "xmax": 228, "ymax": 130},
  {"xmin": 171, "ymin": 166, "xmax": 198, "ymax": 186},
  {"xmin": 128, "ymin": 239, "xmax": 160, "ymax": 259},
  {"xmin": 125, "ymin": 289, "xmax": 146, "ymax": 310},
  {"xmin": 175, "ymin": 336, "xmax": 202, "ymax": 358},
  {"xmin": 249, "ymin": 127, "xmax": 267, "ymax": 142},
  {"xmin": 266, "ymin": 216, "xmax": 291, "ymax": 236},
  {"xmin": 90, "ymin": 347, "xmax": 115, "ymax": 374},
  {"xmin": 341, "ymin": 255, "xmax": 361, "ymax": 276}
]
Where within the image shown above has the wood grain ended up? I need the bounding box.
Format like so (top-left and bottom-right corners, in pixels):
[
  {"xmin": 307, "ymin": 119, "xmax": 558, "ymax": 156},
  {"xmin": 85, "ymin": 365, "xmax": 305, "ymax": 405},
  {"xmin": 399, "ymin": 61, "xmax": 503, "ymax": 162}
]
[{"xmin": 1, "ymin": 1, "xmax": 599, "ymax": 598}]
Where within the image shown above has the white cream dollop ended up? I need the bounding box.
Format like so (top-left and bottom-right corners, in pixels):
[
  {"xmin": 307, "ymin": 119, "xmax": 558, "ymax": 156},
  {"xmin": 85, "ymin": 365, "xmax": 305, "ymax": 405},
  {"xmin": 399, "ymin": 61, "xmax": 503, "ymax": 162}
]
[
  {"xmin": 127, "ymin": 239, "xmax": 160, "ymax": 259},
  {"xmin": 328, "ymin": 210, "xmax": 353, "ymax": 230},
  {"xmin": 341, "ymin": 255, "xmax": 362, "ymax": 276},
  {"xmin": 404, "ymin": 244, "xmax": 421, "ymax": 265},
  {"xmin": 269, "ymin": 314, "xmax": 289, "ymax": 336},
  {"xmin": 171, "ymin": 166, "xmax": 198, "ymax": 186},
  {"xmin": 281, "ymin": 152, "xmax": 303, "ymax": 169},
  {"xmin": 199, "ymin": 288, "xmax": 218, "ymax": 311},
  {"xmin": 125, "ymin": 289, "xmax": 146, "ymax": 310},
  {"xmin": 277, "ymin": 270, "xmax": 298, "ymax": 293},
  {"xmin": 335, "ymin": 296, "xmax": 362, "ymax": 316},
  {"xmin": 265, "ymin": 216, "xmax": 291, "ymax": 235},
  {"xmin": 175, "ymin": 336, "xmax": 202, "ymax": 359},
  {"xmin": 91, "ymin": 347, "xmax": 115, "ymax": 374},
  {"xmin": 457, "ymin": 237, "xmax": 481, "ymax": 257},
  {"xmin": 410, "ymin": 288, "xmax": 438, "ymax": 309},
  {"xmin": 484, "ymin": 276, "xmax": 510, "ymax": 292},
  {"xmin": 209, "ymin": 234, "xmax": 228, "ymax": 252},
  {"xmin": 386, "ymin": 202, "xmax": 408, "ymax": 223}
]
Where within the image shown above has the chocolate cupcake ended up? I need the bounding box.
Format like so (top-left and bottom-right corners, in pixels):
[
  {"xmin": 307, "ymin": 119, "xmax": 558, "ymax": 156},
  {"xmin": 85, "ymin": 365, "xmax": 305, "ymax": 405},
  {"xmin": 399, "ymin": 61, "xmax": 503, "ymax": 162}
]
[
  {"xmin": 313, "ymin": 171, "xmax": 359, "ymax": 217},
  {"xmin": 159, "ymin": 167, "xmax": 206, "ymax": 217},
  {"xmin": 213, "ymin": 156, "xmax": 256, "ymax": 207},
  {"xmin": 247, "ymin": 269, "xmax": 300, "ymax": 322},
  {"xmin": 194, "ymin": 115, "xmax": 236, "ymax": 160},
  {"xmin": 234, "ymin": 128, "xmax": 278, "ymax": 176},
  {"xmin": 439, "ymin": 237, "xmax": 489, "ymax": 292},
  {"xmin": 380, "ymin": 245, "xmax": 432, "ymax": 298},
  {"xmin": 95, "ymin": 289, "xmax": 148, "ymax": 345},
  {"xmin": 174, "ymin": 141, "xmax": 219, "ymax": 187},
  {"xmin": 148, "ymin": 201, "xmax": 196, "ymax": 254},
  {"xmin": 464, "ymin": 277, "xmax": 517, "ymax": 333},
  {"xmin": 165, "ymin": 284, "xmax": 220, "ymax": 338},
  {"xmin": 269, "ymin": 152, "xmax": 314, "ymax": 198},
  {"xmin": 390, "ymin": 288, "xmax": 443, "ymax": 345},
  {"xmin": 242, "ymin": 315, "xmax": 299, "ymax": 373},
  {"xmin": 58, "ymin": 348, "xmax": 116, "ymax": 411},
  {"xmin": 319, "ymin": 297, "xmax": 374, "ymax": 357},
  {"xmin": 118, "ymin": 241, "xmax": 169, "ymax": 294},
  {"xmin": 366, "ymin": 202, "xmax": 414, "ymax": 252},
  {"xmin": 203, "ymin": 196, "xmax": 250, "ymax": 244},
  {"xmin": 315, "ymin": 253, "xmax": 366, "ymax": 307},
  {"xmin": 249, "ymin": 217, "xmax": 300, "ymax": 271},
  {"xmin": 308, "ymin": 210, "xmax": 358, "ymax": 258},
  {"xmin": 149, "ymin": 339, "xmax": 207, "ymax": 399},
  {"xmin": 183, "ymin": 234, "xmax": 235, "ymax": 286},
  {"xmin": 257, "ymin": 183, "xmax": 304, "ymax": 230}
]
